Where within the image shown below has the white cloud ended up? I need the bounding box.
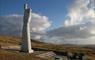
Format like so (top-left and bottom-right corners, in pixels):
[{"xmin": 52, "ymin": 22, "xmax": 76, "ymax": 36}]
[
  {"xmin": 46, "ymin": 0, "xmax": 95, "ymax": 45},
  {"xmin": 44, "ymin": 36, "xmax": 95, "ymax": 45},
  {"xmin": 31, "ymin": 13, "xmax": 51, "ymax": 32},
  {"xmin": 0, "ymin": 13, "xmax": 51, "ymax": 39},
  {"xmin": 64, "ymin": 0, "xmax": 95, "ymax": 26},
  {"xmin": 48, "ymin": 25, "xmax": 94, "ymax": 39},
  {"xmin": 63, "ymin": 0, "xmax": 95, "ymax": 36}
]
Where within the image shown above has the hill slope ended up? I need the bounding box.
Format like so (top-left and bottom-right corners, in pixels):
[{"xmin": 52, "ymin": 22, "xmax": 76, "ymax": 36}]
[
  {"xmin": 0, "ymin": 36, "xmax": 95, "ymax": 60},
  {"xmin": 0, "ymin": 36, "xmax": 45, "ymax": 60}
]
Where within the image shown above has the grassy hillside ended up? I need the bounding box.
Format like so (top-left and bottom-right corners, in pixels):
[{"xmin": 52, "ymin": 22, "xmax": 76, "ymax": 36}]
[
  {"xmin": 0, "ymin": 49, "xmax": 45, "ymax": 60},
  {"xmin": 0, "ymin": 36, "xmax": 95, "ymax": 60},
  {"xmin": 0, "ymin": 36, "xmax": 45, "ymax": 60}
]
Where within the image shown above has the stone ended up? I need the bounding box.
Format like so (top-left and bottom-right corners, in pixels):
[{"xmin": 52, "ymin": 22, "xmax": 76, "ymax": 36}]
[{"xmin": 20, "ymin": 4, "xmax": 33, "ymax": 53}]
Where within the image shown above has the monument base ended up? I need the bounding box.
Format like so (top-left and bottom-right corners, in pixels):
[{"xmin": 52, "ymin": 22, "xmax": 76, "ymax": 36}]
[
  {"xmin": 29, "ymin": 49, "xmax": 34, "ymax": 53},
  {"xmin": 20, "ymin": 49, "xmax": 34, "ymax": 53}
]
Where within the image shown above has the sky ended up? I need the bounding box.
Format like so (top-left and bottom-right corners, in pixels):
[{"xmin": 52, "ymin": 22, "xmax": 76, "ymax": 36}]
[
  {"xmin": 0, "ymin": 0, "xmax": 74, "ymax": 28},
  {"xmin": 0, "ymin": 0, "xmax": 95, "ymax": 45}
]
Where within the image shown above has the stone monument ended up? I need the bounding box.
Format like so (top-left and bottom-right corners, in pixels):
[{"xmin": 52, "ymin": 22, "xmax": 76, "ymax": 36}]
[{"xmin": 21, "ymin": 3, "xmax": 33, "ymax": 53}]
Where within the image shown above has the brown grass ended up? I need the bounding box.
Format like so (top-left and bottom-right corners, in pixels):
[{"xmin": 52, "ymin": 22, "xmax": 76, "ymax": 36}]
[
  {"xmin": 0, "ymin": 49, "xmax": 45, "ymax": 60},
  {"xmin": 0, "ymin": 36, "xmax": 95, "ymax": 60}
]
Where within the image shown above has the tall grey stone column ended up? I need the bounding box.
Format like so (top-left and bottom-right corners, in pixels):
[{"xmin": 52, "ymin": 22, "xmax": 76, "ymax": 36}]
[{"xmin": 21, "ymin": 4, "xmax": 33, "ymax": 53}]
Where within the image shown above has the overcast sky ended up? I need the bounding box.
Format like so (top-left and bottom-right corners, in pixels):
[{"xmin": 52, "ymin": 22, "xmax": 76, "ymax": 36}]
[{"xmin": 0, "ymin": 0, "xmax": 95, "ymax": 45}]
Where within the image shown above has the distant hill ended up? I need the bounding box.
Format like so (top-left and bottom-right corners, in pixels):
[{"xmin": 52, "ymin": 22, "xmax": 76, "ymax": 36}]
[
  {"xmin": 0, "ymin": 36, "xmax": 95, "ymax": 60},
  {"xmin": 82, "ymin": 45, "xmax": 95, "ymax": 49}
]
